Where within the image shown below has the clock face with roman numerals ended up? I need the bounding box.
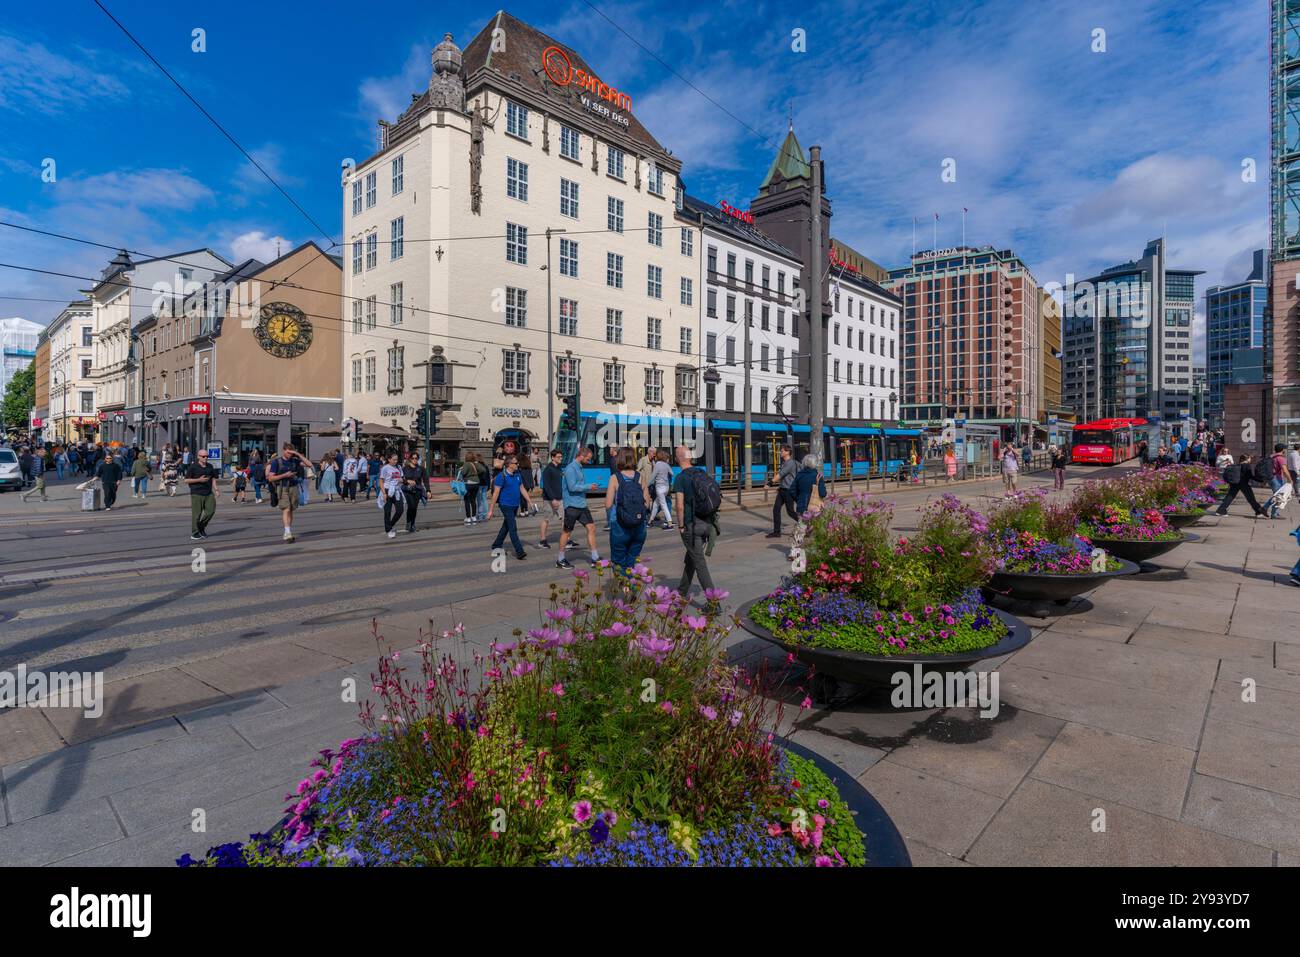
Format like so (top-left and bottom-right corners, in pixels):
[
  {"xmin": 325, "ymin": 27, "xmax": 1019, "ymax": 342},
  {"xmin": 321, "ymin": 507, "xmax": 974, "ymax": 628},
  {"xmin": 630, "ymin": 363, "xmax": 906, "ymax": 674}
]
[{"xmin": 255, "ymin": 302, "xmax": 313, "ymax": 358}]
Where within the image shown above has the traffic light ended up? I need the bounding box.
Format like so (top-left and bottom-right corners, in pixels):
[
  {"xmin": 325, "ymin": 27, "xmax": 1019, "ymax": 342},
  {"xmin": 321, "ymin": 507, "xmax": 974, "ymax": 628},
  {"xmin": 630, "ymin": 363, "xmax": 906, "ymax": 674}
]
[
  {"xmin": 414, "ymin": 407, "xmax": 428, "ymax": 436},
  {"xmin": 558, "ymin": 392, "xmax": 580, "ymax": 432},
  {"xmin": 428, "ymin": 405, "xmax": 440, "ymax": 436}
]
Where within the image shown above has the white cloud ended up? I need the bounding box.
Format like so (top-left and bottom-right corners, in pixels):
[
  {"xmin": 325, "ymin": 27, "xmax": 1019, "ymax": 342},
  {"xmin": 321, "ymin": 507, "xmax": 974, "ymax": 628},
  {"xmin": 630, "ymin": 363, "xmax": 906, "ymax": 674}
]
[
  {"xmin": 229, "ymin": 230, "xmax": 291, "ymax": 263},
  {"xmin": 0, "ymin": 34, "xmax": 132, "ymax": 115},
  {"xmin": 57, "ymin": 168, "xmax": 212, "ymax": 211}
]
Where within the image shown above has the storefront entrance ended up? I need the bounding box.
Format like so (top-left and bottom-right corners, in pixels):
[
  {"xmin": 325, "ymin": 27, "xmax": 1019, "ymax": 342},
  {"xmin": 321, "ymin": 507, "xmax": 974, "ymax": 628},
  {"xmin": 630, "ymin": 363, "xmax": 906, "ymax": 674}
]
[{"xmin": 229, "ymin": 421, "xmax": 279, "ymax": 467}]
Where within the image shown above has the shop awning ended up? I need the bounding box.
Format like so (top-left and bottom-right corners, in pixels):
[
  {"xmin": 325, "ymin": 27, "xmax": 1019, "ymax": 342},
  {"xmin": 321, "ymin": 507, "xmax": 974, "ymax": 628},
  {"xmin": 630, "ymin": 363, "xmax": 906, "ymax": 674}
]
[{"xmin": 359, "ymin": 422, "xmax": 412, "ymax": 438}]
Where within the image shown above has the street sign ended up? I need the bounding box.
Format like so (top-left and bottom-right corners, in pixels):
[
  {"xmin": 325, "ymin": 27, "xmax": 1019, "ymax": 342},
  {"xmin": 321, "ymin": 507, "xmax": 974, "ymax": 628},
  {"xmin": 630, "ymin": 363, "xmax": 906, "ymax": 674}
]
[
  {"xmin": 144, "ymin": 409, "xmax": 158, "ymax": 422},
  {"xmin": 206, "ymin": 443, "xmax": 222, "ymax": 466}
]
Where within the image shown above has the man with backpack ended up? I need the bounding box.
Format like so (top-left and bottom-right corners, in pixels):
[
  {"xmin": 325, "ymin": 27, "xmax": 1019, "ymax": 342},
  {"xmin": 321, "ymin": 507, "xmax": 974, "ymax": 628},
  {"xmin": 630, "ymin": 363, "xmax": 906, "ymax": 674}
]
[
  {"xmin": 767, "ymin": 445, "xmax": 799, "ymax": 538},
  {"xmin": 555, "ymin": 445, "xmax": 601, "ymax": 569},
  {"xmin": 1215, "ymin": 451, "xmax": 1268, "ymax": 519},
  {"xmin": 266, "ymin": 442, "xmax": 306, "ymax": 542},
  {"xmin": 672, "ymin": 444, "xmax": 721, "ymax": 601}
]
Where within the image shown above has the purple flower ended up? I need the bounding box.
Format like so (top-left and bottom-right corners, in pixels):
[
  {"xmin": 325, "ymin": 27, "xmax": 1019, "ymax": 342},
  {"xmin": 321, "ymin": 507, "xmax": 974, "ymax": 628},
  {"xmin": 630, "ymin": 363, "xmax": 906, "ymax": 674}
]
[
  {"xmin": 700, "ymin": 705, "xmax": 718, "ymax": 721},
  {"xmin": 573, "ymin": 800, "xmax": 592, "ymax": 824},
  {"xmin": 600, "ymin": 622, "xmax": 634, "ymax": 638}
]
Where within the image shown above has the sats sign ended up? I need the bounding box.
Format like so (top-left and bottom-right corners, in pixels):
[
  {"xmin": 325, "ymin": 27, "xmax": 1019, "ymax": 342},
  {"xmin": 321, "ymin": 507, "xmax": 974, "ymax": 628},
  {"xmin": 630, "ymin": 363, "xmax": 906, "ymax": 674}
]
[{"xmin": 542, "ymin": 45, "xmax": 631, "ymax": 112}]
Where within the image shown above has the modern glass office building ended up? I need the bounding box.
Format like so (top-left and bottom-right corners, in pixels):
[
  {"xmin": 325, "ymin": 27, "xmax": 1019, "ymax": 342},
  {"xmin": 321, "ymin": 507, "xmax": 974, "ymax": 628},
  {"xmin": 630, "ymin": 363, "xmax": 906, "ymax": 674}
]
[{"xmin": 1205, "ymin": 249, "xmax": 1268, "ymax": 425}]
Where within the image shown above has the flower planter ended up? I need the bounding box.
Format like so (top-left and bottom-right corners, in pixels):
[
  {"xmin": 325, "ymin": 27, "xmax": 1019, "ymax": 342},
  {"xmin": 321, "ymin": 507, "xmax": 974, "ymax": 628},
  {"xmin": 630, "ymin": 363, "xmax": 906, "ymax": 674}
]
[
  {"xmin": 738, "ymin": 600, "xmax": 1032, "ymax": 696},
  {"xmin": 983, "ymin": 558, "xmax": 1140, "ymax": 606},
  {"xmin": 778, "ymin": 737, "xmax": 911, "ymax": 867},
  {"xmin": 1087, "ymin": 531, "xmax": 1198, "ymax": 566}
]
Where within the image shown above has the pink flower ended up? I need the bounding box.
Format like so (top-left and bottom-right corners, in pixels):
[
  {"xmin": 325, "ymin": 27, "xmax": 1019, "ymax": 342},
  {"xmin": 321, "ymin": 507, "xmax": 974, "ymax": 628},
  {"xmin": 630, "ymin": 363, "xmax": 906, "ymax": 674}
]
[
  {"xmin": 728, "ymin": 709, "xmax": 743, "ymax": 727},
  {"xmin": 633, "ymin": 631, "xmax": 675, "ymax": 664},
  {"xmin": 699, "ymin": 705, "xmax": 718, "ymax": 721},
  {"xmin": 682, "ymin": 615, "xmax": 708, "ymax": 631},
  {"xmin": 703, "ymin": 588, "xmax": 730, "ymax": 602},
  {"xmin": 660, "ymin": 700, "xmax": 675, "ymax": 714},
  {"xmin": 600, "ymin": 621, "xmax": 634, "ymax": 638},
  {"xmin": 573, "ymin": 800, "xmax": 592, "ymax": 824},
  {"xmin": 800, "ymin": 696, "xmax": 812, "ymax": 710},
  {"xmin": 767, "ymin": 822, "xmax": 784, "ymax": 837},
  {"xmin": 572, "ymin": 569, "xmax": 589, "ymax": 581},
  {"xmin": 545, "ymin": 607, "xmax": 574, "ymax": 622},
  {"xmin": 550, "ymin": 683, "xmax": 565, "ymax": 696},
  {"xmin": 814, "ymin": 855, "xmax": 833, "ymax": 867},
  {"xmin": 511, "ymin": 660, "xmax": 535, "ymax": 677}
]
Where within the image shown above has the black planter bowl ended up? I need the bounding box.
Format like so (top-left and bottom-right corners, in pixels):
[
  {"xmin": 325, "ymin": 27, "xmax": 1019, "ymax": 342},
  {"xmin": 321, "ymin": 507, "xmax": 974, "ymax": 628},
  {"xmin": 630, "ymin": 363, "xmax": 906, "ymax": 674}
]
[
  {"xmin": 738, "ymin": 599, "xmax": 1032, "ymax": 695},
  {"xmin": 1088, "ymin": 531, "xmax": 1199, "ymax": 566},
  {"xmin": 1163, "ymin": 511, "xmax": 1206, "ymax": 529},
  {"xmin": 778, "ymin": 737, "xmax": 911, "ymax": 867},
  {"xmin": 983, "ymin": 557, "xmax": 1140, "ymax": 606}
]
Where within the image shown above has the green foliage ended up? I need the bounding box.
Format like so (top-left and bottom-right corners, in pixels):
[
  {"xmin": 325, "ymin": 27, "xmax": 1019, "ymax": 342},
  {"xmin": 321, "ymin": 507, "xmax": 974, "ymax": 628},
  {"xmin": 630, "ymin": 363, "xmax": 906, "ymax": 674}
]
[
  {"xmin": 1, "ymin": 361, "xmax": 34, "ymax": 433},
  {"xmin": 783, "ymin": 753, "xmax": 866, "ymax": 867}
]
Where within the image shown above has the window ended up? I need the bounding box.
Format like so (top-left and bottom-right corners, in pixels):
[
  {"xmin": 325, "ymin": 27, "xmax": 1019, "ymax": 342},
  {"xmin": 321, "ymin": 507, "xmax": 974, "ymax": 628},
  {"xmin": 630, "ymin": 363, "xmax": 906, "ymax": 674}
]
[
  {"xmin": 506, "ymin": 222, "xmax": 528, "ymax": 264},
  {"xmin": 680, "ymin": 277, "xmax": 693, "ymax": 306},
  {"xmin": 725, "ymin": 382, "xmax": 735, "ymax": 410},
  {"xmin": 726, "ymin": 252, "xmax": 737, "ymax": 278},
  {"xmin": 744, "ymin": 299, "xmax": 753, "ymax": 326},
  {"xmin": 645, "ymin": 367, "xmax": 664, "ymax": 404},
  {"xmin": 390, "ymin": 217, "xmax": 404, "ymax": 260},
  {"xmin": 607, "ymin": 146, "xmax": 625, "ymax": 179},
  {"xmin": 778, "ymin": 271, "xmax": 786, "ymax": 294},
  {"xmin": 676, "ymin": 367, "xmax": 697, "ymax": 407},
  {"xmin": 833, "ymin": 323, "xmax": 840, "ymax": 345},
  {"xmin": 776, "ymin": 347, "xmax": 784, "ymax": 374},
  {"xmin": 726, "ymin": 336, "xmax": 736, "ymax": 365},
  {"xmin": 506, "ymin": 101, "xmax": 529, "ymax": 139},
  {"xmin": 607, "ymin": 196, "xmax": 624, "ymax": 233},
  {"xmin": 761, "ymin": 304, "xmax": 770, "ymax": 330},
  {"xmin": 726, "ymin": 295, "xmax": 736, "ymax": 323},
  {"xmin": 352, "ymin": 180, "xmax": 362, "ymax": 215},
  {"xmin": 745, "ymin": 260, "xmax": 754, "ymax": 285},
  {"xmin": 707, "ymin": 245, "xmax": 717, "ymax": 274},
  {"xmin": 389, "ymin": 283, "xmax": 403, "ymax": 325},
  {"xmin": 777, "ymin": 309, "xmax": 785, "ymax": 334},
  {"xmin": 604, "ymin": 362, "xmax": 624, "ymax": 401},
  {"xmin": 705, "ymin": 381, "xmax": 716, "ymax": 409},
  {"xmin": 351, "ymin": 299, "xmax": 362, "ymax": 333},
  {"xmin": 706, "ymin": 288, "xmax": 717, "ymax": 317},
  {"xmin": 80, "ymin": 391, "xmax": 93, "ymax": 413},
  {"xmin": 647, "ymin": 264, "xmax": 662, "ymax": 299},
  {"xmin": 365, "ymin": 171, "xmax": 376, "ymax": 208},
  {"xmin": 761, "ymin": 344, "xmax": 770, "ymax": 371},
  {"xmin": 503, "ymin": 350, "xmax": 529, "ymax": 393},
  {"xmin": 365, "ymin": 233, "xmax": 377, "ymax": 269},
  {"xmin": 833, "ymin": 359, "xmax": 841, "ymax": 382},
  {"xmin": 762, "ymin": 265, "xmax": 770, "ymax": 290},
  {"xmin": 365, "ymin": 356, "xmax": 376, "ymax": 391},
  {"xmin": 760, "ymin": 388, "xmax": 769, "ymax": 414},
  {"xmin": 560, "ymin": 125, "xmax": 580, "ymax": 161},
  {"xmin": 352, "ymin": 242, "xmax": 362, "ymax": 275},
  {"xmin": 506, "ymin": 157, "xmax": 528, "ymax": 201},
  {"xmin": 681, "ymin": 228, "xmax": 694, "ymax": 257},
  {"xmin": 560, "ymin": 178, "xmax": 579, "ymax": 218},
  {"xmin": 80, "ymin": 358, "xmax": 92, "ymax": 378},
  {"xmin": 559, "ymin": 238, "xmax": 578, "ymax": 278},
  {"xmin": 606, "ymin": 308, "xmax": 623, "ymax": 344},
  {"xmin": 505, "ymin": 287, "xmax": 527, "ymax": 327},
  {"xmin": 706, "ymin": 332, "xmax": 717, "ymax": 363},
  {"xmin": 366, "ymin": 296, "xmax": 377, "ymax": 329},
  {"xmin": 559, "ymin": 298, "xmax": 578, "ymax": 337},
  {"xmin": 648, "ymin": 165, "xmax": 665, "ymax": 196},
  {"xmin": 833, "ymin": 396, "xmax": 840, "ymax": 418},
  {"xmin": 648, "ymin": 212, "xmax": 663, "ymax": 246},
  {"xmin": 391, "ymin": 155, "xmax": 404, "ymax": 195},
  {"xmin": 387, "ymin": 345, "xmax": 404, "ymax": 391},
  {"xmin": 351, "ymin": 358, "xmax": 362, "ymax": 393},
  {"xmin": 82, "ymin": 327, "xmax": 93, "ymax": 347},
  {"xmin": 606, "ymin": 253, "xmax": 623, "ymax": 288},
  {"xmin": 680, "ymin": 327, "xmax": 693, "ymax": 355},
  {"xmin": 647, "ymin": 316, "xmax": 662, "ymax": 350},
  {"xmin": 557, "ymin": 356, "xmax": 580, "ymax": 396}
]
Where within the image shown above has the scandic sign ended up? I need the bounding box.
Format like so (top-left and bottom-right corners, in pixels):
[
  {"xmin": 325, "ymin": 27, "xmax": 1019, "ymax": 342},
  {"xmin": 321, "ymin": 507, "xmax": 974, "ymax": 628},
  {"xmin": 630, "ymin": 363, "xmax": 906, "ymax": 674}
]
[
  {"xmin": 718, "ymin": 201, "xmax": 754, "ymax": 225},
  {"xmin": 541, "ymin": 45, "xmax": 631, "ymax": 112}
]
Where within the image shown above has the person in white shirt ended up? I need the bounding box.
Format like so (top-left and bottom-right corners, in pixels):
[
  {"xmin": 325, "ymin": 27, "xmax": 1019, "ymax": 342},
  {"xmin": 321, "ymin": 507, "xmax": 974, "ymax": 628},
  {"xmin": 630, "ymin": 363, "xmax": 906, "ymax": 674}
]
[
  {"xmin": 341, "ymin": 453, "xmax": 360, "ymax": 502},
  {"xmin": 378, "ymin": 453, "xmax": 404, "ymax": 539}
]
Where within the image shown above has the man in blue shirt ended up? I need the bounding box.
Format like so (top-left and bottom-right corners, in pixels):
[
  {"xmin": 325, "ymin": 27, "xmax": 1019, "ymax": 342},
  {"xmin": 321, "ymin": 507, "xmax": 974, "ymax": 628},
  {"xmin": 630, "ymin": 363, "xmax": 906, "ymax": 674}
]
[
  {"xmin": 556, "ymin": 445, "xmax": 601, "ymax": 569},
  {"xmin": 487, "ymin": 454, "xmax": 531, "ymax": 560}
]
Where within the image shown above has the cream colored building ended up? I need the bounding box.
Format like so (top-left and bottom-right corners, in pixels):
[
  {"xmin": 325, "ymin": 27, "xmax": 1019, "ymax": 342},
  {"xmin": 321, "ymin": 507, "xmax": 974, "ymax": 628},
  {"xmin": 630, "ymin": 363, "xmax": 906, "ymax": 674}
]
[
  {"xmin": 342, "ymin": 12, "xmax": 696, "ymax": 450},
  {"xmin": 45, "ymin": 300, "xmax": 96, "ymax": 442}
]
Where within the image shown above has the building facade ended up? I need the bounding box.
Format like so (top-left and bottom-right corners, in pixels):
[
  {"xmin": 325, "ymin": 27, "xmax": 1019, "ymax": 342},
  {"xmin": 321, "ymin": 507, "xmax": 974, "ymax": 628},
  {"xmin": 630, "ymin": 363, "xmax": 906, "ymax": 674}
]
[
  {"xmin": 1039, "ymin": 289, "xmax": 1064, "ymax": 418},
  {"xmin": 136, "ymin": 242, "xmax": 344, "ymax": 465},
  {"xmin": 45, "ymin": 301, "xmax": 98, "ymax": 443},
  {"xmin": 86, "ymin": 248, "xmax": 230, "ymax": 444},
  {"xmin": 341, "ymin": 15, "xmax": 692, "ymax": 454},
  {"xmin": 1205, "ymin": 249, "xmax": 1267, "ymax": 427},
  {"xmin": 886, "ymin": 245, "xmax": 1041, "ymax": 433},
  {"xmin": 1059, "ymin": 239, "xmax": 1201, "ymax": 423},
  {"xmin": 0, "ymin": 317, "xmax": 41, "ymax": 410}
]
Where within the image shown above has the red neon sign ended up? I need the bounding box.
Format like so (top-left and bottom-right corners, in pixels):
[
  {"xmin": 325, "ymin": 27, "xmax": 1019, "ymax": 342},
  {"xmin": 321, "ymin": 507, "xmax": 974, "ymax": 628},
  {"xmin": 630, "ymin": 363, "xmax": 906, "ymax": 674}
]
[
  {"xmin": 829, "ymin": 250, "xmax": 860, "ymax": 275},
  {"xmin": 718, "ymin": 200, "xmax": 754, "ymax": 225},
  {"xmin": 541, "ymin": 45, "xmax": 632, "ymax": 112}
]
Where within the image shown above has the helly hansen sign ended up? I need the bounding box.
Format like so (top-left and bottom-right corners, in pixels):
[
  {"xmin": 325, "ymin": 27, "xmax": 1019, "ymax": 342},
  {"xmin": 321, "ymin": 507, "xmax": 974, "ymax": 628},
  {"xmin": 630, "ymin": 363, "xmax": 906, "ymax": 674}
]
[
  {"xmin": 187, "ymin": 401, "xmax": 211, "ymax": 415},
  {"xmin": 218, "ymin": 404, "xmax": 290, "ymax": 416}
]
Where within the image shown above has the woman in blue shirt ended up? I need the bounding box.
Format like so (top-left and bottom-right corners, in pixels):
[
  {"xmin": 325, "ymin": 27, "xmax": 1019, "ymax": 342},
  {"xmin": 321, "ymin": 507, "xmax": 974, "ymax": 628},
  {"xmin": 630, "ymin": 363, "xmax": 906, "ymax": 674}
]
[{"xmin": 487, "ymin": 455, "xmax": 532, "ymax": 560}]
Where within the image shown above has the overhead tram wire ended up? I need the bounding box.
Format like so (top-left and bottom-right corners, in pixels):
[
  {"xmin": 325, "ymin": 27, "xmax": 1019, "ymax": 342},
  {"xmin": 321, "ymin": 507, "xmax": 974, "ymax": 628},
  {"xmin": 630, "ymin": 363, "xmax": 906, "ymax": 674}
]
[
  {"xmin": 0, "ymin": 221, "xmax": 811, "ymax": 382},
  {"xmin": 0, "ymin": 260, "xmax": 804, "ymax": 388},
  {"xmin": 91, "ymin": 0, "xmax": 338, "ymax": 249}
]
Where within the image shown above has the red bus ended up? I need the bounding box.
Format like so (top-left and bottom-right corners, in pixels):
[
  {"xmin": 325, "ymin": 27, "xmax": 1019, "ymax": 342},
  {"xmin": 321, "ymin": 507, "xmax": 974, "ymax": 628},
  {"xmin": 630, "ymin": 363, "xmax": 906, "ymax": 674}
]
[{"xmin": 1070, "ymin": 418, "xmax": 1148, "ymax": 465}]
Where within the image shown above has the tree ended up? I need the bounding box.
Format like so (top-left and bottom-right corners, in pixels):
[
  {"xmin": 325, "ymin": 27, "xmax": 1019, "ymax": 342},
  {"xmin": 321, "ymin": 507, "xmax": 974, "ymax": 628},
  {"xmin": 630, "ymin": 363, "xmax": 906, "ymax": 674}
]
[{"xmin": 2, "ymin": 361, "xmax": 35, "ymax": 434}]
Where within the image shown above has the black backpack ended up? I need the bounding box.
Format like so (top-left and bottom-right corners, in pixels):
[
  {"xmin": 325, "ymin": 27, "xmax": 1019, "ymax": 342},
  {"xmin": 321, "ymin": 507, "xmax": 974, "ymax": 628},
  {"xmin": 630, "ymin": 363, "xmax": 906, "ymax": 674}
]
[
  {"xmin": 1222, "ymin": 464, "xmax": 1241, "ymax": 485},
  {"xmin": 614, "ymin": 473, "xmax": 646, "ymax": 528},
  {"xmin": 684, "ymin": 467, "xmax": 723, "ymax": 519},
  {"xmin": 1253, "ymin": 458, "xmax": 1273, "ymax": 484}
]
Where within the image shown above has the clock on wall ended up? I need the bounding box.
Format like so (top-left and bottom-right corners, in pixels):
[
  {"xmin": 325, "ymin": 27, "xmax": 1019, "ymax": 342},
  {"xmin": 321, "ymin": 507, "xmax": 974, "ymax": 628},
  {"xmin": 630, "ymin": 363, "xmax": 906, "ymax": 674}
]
[{"xmin": 255, "ymin": 302, "xmax": 313, "ymax": 358}]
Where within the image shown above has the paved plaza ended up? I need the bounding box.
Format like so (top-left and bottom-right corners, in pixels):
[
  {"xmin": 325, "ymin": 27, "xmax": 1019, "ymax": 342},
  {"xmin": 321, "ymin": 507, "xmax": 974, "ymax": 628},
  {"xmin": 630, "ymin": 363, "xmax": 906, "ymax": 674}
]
[{"xmin": 1, "ymin": 464, "xmax": 1298, "ymax": 866}]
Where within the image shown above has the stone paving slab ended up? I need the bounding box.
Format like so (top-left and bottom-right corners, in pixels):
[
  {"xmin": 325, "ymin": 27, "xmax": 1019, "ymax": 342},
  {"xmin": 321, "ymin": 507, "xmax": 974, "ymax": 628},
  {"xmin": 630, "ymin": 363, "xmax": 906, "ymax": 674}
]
[
  {"xmin": 0, "ymin": 708, "xmax": 63, "ymax": 768},
  {"xmin": 1206, "ymin": 677, "xmax": 1300, "ymax": 736},
  {"xmin": 1008, "ymin": 631, "xmax": 1219, "ymax": 697},
  {"xmin": 966, "ymin": 778, "xmax": 1273, "ymax": 866},
  {"xmin": 1127, "ymin": 622, "xmax": 1273, "ymax": 664},
  {"xmin": 40, "ymin": 668, "xmax": 226, "ymax": 746},
  {"xmin": 0, "ymin": 796, "xmax": 124, "ymax": 866},
  {"xmin": 1196, "ymin": 719, "xmax": 1300, "ymax": 800},
  {"xmin": 1182, "ymin": 773, "xmax": 1300, "ymax": 856},
  {"xmin": 178, "ymin": 642, "xmax": 351, "ymax": 697},
  {"xmin": 858, "ymin": 760, "xmax": 1005, "ymax": 859}
]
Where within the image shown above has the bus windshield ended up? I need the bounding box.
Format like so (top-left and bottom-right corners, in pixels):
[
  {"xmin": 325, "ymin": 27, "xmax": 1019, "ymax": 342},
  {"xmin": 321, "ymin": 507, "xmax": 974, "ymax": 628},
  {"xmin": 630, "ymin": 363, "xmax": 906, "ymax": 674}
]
[{"xmin": 1072, "ymin": 430, "xmax": 1112, "ymax": 445}]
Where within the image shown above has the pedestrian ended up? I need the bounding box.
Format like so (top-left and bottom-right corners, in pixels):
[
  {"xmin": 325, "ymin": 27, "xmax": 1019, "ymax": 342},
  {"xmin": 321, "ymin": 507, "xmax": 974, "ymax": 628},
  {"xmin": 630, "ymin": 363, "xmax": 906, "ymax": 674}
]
[
  {"xmin": 1267, "ymin": 443, "xmax": 1293, "ymax": 519},
  {"xmin": 458, "ymin": 452, "xmax": 482, "ymax": 525},
  {"xmin": 54, "ymin": 446, "xmax": 67, "ymax": 481},
  {"xmin": 518, "ymin": 451, "xmax": 539, "ymax": 516},
  {"xmin": 605, "ymin": 447, "xmax": 650, "ymax": 575},
  {"xmin": 341, "ymin": 452, "xmax": 360, "ymax": 502},
  {"xmin": 401, "ymin": 452, "xmax": 428, "ymax": 533},
  {"xmin": 184, "ymin": 447, "xmax": 219, "ymax": 540},
  {"xmin": 379, "ymin": 452, "xmax": 404, "ymax": 539},
  {"xmin": 1001, "ymin": 446, "xmax": 1019, "ymax": 492},
  {"xmin": 672, "ymin": 444, "xmax": 719, "ymax": 600},
  {"xmin": 603, "ymin": 447, "xmax": 624, "ymax": 529},
  {"xmin": 95, "ymin": 451, "xmax": 123, "ymax": 509},
  {"xmin": 319, "ymin": 454, "xmax": 339, "ymax": 502},
  {"xmin": 1138, "ymin": 439, "xmax": 1149, "ymax": 468},
  {"xmin": 944, "ymin": 446, "xmax": 958, "ymax": 483},
  {"xmin": 367, "ymin": 452, "xmax": 382, "ymax": 500},
  {"xmin": 793, "ymin": 453, "xmax": 827, "ymax": 516},
  {"xmin": 649, "ymin": 448, "xmax": 676, "ymax": 531},
  {"xmin": 1215, "ymin": 452, "xmax": 1268, "ymax": 519},
  {"xmin": 555, "ymin": 445, "xmax": 602, "ymax": 569},
  {"xmin": 476, "ymin": 454, "xmax": 492, "ymax": 523},
  {"xmin": 299, "ymin": 456, "xmax": 314, "ymax": 506},
  {"xmin": 1289, "ymin": 443, "xmax": 1300, "ymax": 498},
  {"xmin": 487, "ymin": 454, "xmax": 530, "ymax": 560},
  {"xmin": 637, "ymin": 447, "xmax": 654, "ymax": 499},
  {"xmin": 355, "ymin": 451, "xmax": 369, "ymax": 501},
  {"xmin": 766, "ymin": 444, "xmax": 798, "ymax": 538},
  {"xmin": 266, "ymin": 443, "xmax": 306, "ymax": 542},
  {"xmin": 17, "ymin": 446, "xmax": 32, "ymax": 488},
  {"xmin": 537, "ymin": 447, "xmax": 565, "ymax": 548},
  {"xmin": 130, "ymin": 451, "xmax": 151, "ymax": 498},
  {"xmin": 1050, "ymin": 444, "xmax": 1067, "ymax": 491},
  {"xmin": 250, "ymin": 452, "xmax": 266, "ymax": 503},
  {"xmin": 232, "ymin": 464, "xmax": 248, "ymax": 503},
  {"xmin": 20, "ymin": 448, "xmax": 47, "ymax": 502}
]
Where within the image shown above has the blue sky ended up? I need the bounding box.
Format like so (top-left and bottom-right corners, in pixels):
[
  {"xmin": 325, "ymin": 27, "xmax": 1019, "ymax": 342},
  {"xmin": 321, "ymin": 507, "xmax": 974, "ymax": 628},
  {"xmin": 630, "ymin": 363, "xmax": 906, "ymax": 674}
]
[{"xmin": 0, "ymin": 0, "xmax": 1270, "ymax": 358}]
